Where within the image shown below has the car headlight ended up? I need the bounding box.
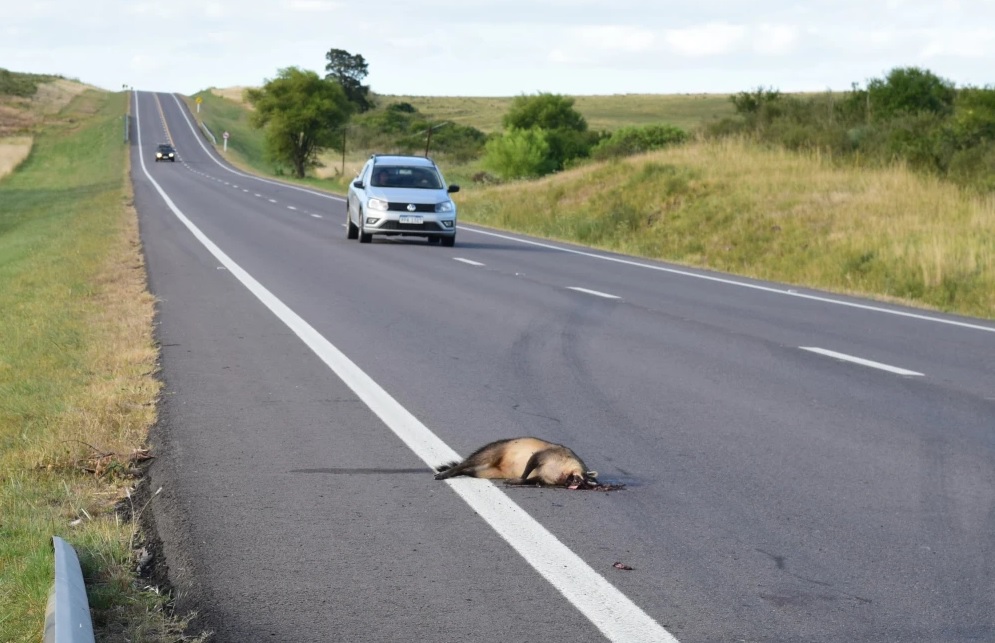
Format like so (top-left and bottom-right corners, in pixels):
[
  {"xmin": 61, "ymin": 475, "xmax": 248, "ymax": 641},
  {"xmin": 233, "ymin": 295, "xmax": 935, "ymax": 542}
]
[
  {"xmin": 169, "ymin": 153, "xmax": 174, "ymax": 158},
  {"xmin": 436, "ymin": 200, "xmax": 455, "ymax": 213},
  {"xmin": 367, "ymin": 198, "xmax": 388, "ymax": 212},
  {"xmin": 156, "ymin": 153, "xmax": 162, "ymax": 158}
]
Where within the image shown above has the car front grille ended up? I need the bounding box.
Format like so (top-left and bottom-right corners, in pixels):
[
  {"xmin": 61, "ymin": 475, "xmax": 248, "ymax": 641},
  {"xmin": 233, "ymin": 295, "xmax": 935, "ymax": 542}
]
[{"xmin": 386, "ymin": 202, "xmax": 437, "ymax": 213}]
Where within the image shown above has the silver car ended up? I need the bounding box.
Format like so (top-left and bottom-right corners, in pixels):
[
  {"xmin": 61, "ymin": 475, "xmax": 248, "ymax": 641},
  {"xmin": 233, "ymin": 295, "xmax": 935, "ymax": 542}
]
[{"xmin": 346, "ymin": 155, "xmax": 459, "ymax": 246}]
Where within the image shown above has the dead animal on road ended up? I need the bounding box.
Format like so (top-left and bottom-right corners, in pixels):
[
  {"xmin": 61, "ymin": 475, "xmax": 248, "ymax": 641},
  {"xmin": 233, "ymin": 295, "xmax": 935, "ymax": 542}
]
[{"xmin": 434, "ymin": 437, "xmax": 601, "ymax": 489}]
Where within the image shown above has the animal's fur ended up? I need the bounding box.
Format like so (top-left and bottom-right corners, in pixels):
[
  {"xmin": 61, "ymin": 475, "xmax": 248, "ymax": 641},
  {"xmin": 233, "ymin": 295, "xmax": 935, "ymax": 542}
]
[{"xmin": 434, "ymin": 437, "xmax": 598, "ymax": 489}]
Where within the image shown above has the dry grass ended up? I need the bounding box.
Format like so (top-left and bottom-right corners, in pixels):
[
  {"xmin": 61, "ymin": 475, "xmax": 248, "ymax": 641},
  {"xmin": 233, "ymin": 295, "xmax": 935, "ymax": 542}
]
[
  {"xmin": 0, "ymin": 77, "xmax": 94, "ymax": 136},
  {"xmin": 0, "ymin": 136, "xmax": 32, "ymax": 179},
  {"xmin": 209, "ymin": 86, "xmax": 251, "ymax": 106},
  {"xmin": 30, "ymin": 78, "xmax": 94, "ymax": 114}
]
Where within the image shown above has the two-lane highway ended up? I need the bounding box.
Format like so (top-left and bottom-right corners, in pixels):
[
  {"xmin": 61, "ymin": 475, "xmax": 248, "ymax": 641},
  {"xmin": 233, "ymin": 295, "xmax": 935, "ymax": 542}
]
[{"xmin": 132, "ymin": 90, "xmax": 994, "ymax": 642}]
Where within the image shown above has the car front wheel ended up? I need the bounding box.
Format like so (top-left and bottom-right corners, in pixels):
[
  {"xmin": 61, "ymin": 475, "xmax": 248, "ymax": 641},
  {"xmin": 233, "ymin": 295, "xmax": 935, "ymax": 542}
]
[
  {"xmin": 441, "ymin": 234, "xmax": 455, "ymax": 247},
  {"xmin": 358, "ymin": 214, "xmax": 372, "ymax": 243}
]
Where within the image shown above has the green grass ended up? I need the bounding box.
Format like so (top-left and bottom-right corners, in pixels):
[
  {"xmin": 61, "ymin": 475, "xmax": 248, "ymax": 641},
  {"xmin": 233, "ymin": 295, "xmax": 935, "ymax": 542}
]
[{"xmin": 0, "ymin": 89, "xmax": 195, "ymax": 642}]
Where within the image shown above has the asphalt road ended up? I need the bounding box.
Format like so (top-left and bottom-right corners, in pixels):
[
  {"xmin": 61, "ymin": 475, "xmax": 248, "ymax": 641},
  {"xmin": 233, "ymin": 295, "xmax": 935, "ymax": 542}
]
[{"xmin": 131, "ymin": 90, "xmax": 995, "ymax": 642}]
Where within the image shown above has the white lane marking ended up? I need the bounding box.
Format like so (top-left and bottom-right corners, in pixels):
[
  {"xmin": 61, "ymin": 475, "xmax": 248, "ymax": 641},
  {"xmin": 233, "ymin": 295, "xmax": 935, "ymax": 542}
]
[
  {"xmin": 268, "ymin": 199, "xmax": 278, "ymax": 204},
  {"xmin": 135, "ymin": 91, "xmax": 677, "ymax": 643},
  {"xmin": 568, "ymin": 286, "xmax": 620, "ymax": 300},
  {"xmin": 310, "ymin": 214, "xmax": 322, "ymax": 219},
  {"xmin": 460, "ymin": 228, "xmax": 995, "ymax": 335},
  {"xmin": 287, "ymin": 206, "xmax": 297, "ymax": 211},
  {"xmin": 454, "ymin": 257, "xmax": 484, "ymax": 266},
  {"xmin": 254, "ymin": 193, "xmax": 262, "ymax": 197},
  {"xmin": 799, "ymin": 347, "xmax": 924, "ymax": 376},
  {"xmin": 167, "ymin": 93, "xmax": 346, "ymax": 203}
]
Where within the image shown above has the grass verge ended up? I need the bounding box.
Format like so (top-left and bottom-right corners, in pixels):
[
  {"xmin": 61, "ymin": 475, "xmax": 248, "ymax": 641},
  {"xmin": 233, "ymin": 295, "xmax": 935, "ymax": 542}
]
[{"xmin": 0, "ymin": 89, "xmax": 201, "ymax": 641}]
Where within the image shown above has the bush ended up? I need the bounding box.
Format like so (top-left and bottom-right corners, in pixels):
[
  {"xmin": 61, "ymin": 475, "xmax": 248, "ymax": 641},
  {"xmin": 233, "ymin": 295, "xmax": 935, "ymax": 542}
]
[
  {"xmin": 482, "ymin": 128, "xmax": 552, "ymax": 179},
  {"xmin": 591, "ymin": 124, "xmax": 689, "ymax": 159},
  {"xmin": 0, "ymin": 68, "xmax": 41, "ymax": 97}
]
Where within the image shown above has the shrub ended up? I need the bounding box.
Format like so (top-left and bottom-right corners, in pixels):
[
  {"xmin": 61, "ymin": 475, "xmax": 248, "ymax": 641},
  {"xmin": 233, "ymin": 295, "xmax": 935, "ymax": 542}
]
[
  {"xmin": 591, "ymin": 124, "xmax": 688, "ymax": 159},
  {"xmin": 482, "ymin": 128, "xmax": 552, "ymax": 179}
]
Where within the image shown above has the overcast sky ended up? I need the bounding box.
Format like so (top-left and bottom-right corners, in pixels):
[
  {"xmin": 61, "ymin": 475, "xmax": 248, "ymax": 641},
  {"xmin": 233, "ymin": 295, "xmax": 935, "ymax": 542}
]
[{"xmin": 3, "ymin": 1, "xmax": 993, "ymax": 97}]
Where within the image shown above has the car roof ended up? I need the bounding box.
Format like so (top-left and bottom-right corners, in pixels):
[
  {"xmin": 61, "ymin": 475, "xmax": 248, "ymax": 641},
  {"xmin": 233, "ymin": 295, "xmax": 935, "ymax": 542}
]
[{"xmin": 371, "ymin": 155, "xmax": 435, "ymax": 167}]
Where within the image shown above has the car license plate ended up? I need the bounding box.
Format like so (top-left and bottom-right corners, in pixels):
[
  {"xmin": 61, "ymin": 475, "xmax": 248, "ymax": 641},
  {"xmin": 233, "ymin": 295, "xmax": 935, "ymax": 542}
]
[{"xmin": 399, "ymin": 215, "xmax": 423, "ymax": 224}]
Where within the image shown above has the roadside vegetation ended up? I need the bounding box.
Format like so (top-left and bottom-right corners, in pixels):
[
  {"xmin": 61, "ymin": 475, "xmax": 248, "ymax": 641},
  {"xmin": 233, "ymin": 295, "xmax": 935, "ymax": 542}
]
[{"xmin": 0, "ymin": 72, "xmax": 200, "ymax": 641}]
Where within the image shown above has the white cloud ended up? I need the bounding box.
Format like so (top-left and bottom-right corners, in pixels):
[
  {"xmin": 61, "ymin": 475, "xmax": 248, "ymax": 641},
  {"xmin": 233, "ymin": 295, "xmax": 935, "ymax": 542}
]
[
  {"xmin": 665, "ymin": 23, "xmax": 747, "ymax": 57},
  {"xmin": 919, "ymin": 28, "xmax": 995, "ymax": 59},
  {"xmin": 288, "ymin": 0, "xmax": 340, "ymax": 11},
  {"xmin": 573, "ymin": 26, "xmax": 658, "ymax": 53},
  {"xmin": 753, "ymin": 24, "xmax": 798, "ymax": 55}
]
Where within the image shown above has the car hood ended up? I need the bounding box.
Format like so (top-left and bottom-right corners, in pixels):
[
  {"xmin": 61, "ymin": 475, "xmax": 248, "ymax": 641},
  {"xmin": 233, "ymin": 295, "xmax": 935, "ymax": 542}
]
[{"xmin": 368, "ymin": 187, "xmax": 450, "ymax": 203}]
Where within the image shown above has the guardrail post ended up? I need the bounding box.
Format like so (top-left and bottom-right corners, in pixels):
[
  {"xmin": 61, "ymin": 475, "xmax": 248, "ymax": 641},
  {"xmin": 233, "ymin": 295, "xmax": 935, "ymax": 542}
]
[{"xmin": 44, "ymin": 536, "xmax": 95, "ymax": 643}]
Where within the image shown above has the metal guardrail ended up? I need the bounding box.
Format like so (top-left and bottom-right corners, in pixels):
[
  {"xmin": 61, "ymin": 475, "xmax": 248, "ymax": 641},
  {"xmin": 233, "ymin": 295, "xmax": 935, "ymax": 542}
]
[
  {"xmin": 199, "ymin": 120, "xmax": 217, "ymax": 144},
  {"xmin": 44, "ymin": 536, "xmax": 95, "ymax": 643}
]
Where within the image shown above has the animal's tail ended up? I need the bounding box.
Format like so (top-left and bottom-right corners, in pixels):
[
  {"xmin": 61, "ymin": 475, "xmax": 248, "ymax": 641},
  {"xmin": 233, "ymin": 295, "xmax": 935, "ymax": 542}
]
[{"xmin": 434, "ymin": 461, "xmax": 460, "ymax": 478}]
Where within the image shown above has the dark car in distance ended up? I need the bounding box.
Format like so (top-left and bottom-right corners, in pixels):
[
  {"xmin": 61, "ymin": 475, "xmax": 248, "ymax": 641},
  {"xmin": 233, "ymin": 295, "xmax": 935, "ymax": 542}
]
[{"xmin": 155, "ymin": 144, "xmax": 176, "ymax": 162}]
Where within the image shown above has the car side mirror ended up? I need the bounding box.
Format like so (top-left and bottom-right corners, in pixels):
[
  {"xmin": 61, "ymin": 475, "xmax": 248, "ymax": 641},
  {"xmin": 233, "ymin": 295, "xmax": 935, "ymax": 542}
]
[
  {"xmin": 447, "ymin": 185, "xmax": 460, "ymax": 194},
  {"xmin": 352, "ymin": 179, "xmax": 365, "ymax": 189}
]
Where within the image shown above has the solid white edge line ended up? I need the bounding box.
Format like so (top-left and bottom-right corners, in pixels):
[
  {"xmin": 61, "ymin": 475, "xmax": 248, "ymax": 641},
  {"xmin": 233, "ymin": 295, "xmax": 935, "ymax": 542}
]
[
  {"xmin": 568, "ymin": 286, "xmax": 621, "ymax": 300},
  {"xmin": 799, "ymin": 347, "xmax": 924, "ymax": 376},
  {"xmin": 459, "ymin": 228, "xmax": 995, "ymax": 334},
  {"xmin": 135, "ymin": 91, "xmax": 677, "ymax": 643}
]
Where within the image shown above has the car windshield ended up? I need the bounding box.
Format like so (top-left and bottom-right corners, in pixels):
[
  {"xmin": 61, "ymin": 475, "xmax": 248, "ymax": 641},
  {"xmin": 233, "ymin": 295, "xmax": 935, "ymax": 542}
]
[
  {"xmin": 371, "ymin": 166, "xmax": 443, "ymax": 189},
  {"xmin": 158, "ymin": 145, "xmax": 173, "ymax": 152}
]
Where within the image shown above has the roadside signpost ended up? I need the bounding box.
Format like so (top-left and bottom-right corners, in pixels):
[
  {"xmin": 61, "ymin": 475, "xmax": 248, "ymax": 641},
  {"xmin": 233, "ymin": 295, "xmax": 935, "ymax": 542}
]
[
  {"xmin": 223, "ymin": 131, "xmax": 229, "ymax": 152},
  {"xmin": 196, "ymin": 96, "xmax": 202, "ymax": 113}
]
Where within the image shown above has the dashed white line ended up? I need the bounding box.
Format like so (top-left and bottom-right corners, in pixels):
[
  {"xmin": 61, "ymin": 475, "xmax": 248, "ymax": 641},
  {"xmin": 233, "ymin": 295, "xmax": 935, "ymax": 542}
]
[
  {"xmin": 310, "ymin": 214, "xmax": 322, "ymax": 219},
  {"xmin": 799, "ymin": 347, "xmax": 924, "ymax": 376},
  {"xmin": 287, "ymin": 206, "xmax": 297, "ymax": 211},
  {"xmin": 268, "ymin": 198, "xmax": 278, "ymax": 203},
  {"xmin": 567, "ymin": 286, "xmax": 620, "ymax": 300},
  {"xmin": 454, "ymin": 258, "xmax": 485, "ymax": 266}
]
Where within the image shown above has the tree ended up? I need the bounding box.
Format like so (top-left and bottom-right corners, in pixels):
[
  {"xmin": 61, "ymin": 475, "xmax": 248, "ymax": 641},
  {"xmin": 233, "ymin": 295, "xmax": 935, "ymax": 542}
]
[
  {"xmin": 245, "ymin": 67, "xmax": 353, "ymax": 178},
  {"xmin": 866, "ymin": 67, "xmax": 956, "ymax": 121},
  {"xmin": 324, "ymin": 48, "xmax": 373, "ymax": 113},
  {"xmin": 502, "ymin": 93, "xmax": 594, "ymax": 172}
]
